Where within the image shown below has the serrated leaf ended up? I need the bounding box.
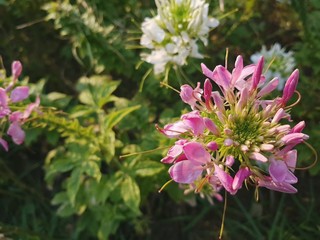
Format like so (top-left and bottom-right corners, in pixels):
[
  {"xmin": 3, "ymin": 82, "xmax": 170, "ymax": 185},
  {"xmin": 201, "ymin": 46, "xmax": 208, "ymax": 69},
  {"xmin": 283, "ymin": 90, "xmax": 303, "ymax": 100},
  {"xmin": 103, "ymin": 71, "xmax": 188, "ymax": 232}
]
[
  {"xmin": 67, "ymin": 168, "xmax": 83, "ymax": 206},
  {"xmin": 134, "ymin": 160, "xmax": 165, "ymax": 177},
  {"xmin": 120, "ymin": 175, "xmax": 140, "ymax": 213},
  {"xmin": 105, "ymin": 105, "xmax": 140, "ymax": 129}
]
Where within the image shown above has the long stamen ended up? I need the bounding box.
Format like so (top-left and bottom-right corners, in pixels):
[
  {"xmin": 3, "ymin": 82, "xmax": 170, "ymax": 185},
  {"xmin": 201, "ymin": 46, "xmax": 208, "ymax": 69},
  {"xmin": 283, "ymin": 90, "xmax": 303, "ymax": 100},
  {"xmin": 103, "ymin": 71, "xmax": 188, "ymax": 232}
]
[{"xmin": 119, "ymin": 146, "xmax": 170, "ymax": 159}]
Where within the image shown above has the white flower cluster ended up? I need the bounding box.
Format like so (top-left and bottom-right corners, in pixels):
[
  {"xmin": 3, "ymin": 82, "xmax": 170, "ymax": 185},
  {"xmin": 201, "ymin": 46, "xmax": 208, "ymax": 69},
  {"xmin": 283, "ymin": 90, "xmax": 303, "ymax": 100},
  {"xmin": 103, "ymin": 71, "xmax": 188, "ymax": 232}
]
[
  {"xmin": 251, "ymin": 43, "xmax": 295, "ymax": 90},
  {"xmin": 140, "ymin": 0, "xmax": 219, "ymax": 74}
]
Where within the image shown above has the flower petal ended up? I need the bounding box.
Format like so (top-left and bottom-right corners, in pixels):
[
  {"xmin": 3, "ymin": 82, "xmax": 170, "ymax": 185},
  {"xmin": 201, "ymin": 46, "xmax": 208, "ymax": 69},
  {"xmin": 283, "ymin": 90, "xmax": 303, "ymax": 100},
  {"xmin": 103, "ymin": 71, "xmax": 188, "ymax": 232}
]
[
  {"xmin": 183, "ymin": 142, "xmax": 211, "ymax": 164},
  {"xmin": 169, "ymin": 160, "xmax": 203, "ymax": 184},
  {"xmin": 7, "ymin": 122, "xmax": 25, "ymax": 145},
  {"xmin": 10, "ymin": 86, "xmax": 29, "ymax": 103}
]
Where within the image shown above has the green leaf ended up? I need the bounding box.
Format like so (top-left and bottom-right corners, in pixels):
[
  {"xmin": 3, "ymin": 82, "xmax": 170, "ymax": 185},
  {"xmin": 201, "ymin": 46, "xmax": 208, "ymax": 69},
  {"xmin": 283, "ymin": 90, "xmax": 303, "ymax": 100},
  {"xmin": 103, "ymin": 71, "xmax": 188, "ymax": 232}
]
[
  {"xmin": 134, "ymin": 160, "xmax": 165, "ymax": 177},
  {"xmin": 120, "ymin": 175, "xmax": 141, "ymax": 214},
  {"xmin": 45, "ymin": 158, "xmax": 80, "ymax": 184},
  {"xmin": 82, "ymin": 161, "xmax": 101, "ymax": 180},
  {"xmin": 78, "ymin": 89, "xmax": 95, "ymax": 106},
  {"xmin": 105, "ymin": 105, "xmax": 140, "ymax": 129},
  {"xmin": 67, "ymin": 168, "xmax": 83, "ymax": 206}
]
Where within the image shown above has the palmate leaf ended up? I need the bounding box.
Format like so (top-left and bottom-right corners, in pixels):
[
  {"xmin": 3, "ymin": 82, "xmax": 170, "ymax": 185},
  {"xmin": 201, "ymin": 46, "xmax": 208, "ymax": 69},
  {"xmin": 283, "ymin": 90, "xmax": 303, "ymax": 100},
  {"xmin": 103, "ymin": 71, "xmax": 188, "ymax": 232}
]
[{"xmin": 104, "ymin": 105, "xmax": 140, "ymax": 129}]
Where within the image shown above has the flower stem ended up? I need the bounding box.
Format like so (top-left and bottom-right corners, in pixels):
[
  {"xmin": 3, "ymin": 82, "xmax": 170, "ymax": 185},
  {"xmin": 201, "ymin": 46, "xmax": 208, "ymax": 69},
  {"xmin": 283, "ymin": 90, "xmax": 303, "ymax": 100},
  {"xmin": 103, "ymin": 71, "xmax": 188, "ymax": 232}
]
[{"xmin": 218, "ymin": 190, "xmax": 228, "ymax": 239}]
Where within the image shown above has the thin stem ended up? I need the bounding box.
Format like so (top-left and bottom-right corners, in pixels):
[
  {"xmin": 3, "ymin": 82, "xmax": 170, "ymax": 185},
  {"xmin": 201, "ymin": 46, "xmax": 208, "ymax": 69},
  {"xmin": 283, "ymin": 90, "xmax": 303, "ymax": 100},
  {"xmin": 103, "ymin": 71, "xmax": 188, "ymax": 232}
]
[{"xmin": 218, "ymin": 190, "xmax": 228, "ymax": 239}]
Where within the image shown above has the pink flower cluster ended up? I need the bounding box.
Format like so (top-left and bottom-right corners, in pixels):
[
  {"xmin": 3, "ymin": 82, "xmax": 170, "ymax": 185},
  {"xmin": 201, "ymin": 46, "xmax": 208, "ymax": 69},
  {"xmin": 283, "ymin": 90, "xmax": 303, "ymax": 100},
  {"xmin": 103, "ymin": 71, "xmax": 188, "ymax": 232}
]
[
  {"xmin": 0, "ymin": 61, "xmax": 40, "ymax": 151},
  {"xmin": 158, "ymin": 55, "xmax": 308, "ymax": 197}
]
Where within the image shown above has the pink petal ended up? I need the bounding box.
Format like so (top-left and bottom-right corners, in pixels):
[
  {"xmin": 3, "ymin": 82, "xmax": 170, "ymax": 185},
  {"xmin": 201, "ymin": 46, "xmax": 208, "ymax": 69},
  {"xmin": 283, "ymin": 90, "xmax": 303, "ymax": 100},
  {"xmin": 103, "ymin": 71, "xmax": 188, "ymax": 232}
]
[
  {"xmin": 181, "ymin": 111, "xmax": 205, "ymax": 136},
  {"xmin": 183, "ymin": 142, "xmax": 211, "ymax": 164},
  {"xmin": 249, "ymin": 152, "xmax": 268, "ymax": 162},
  {"xmin": 236, "ymin": 87, "xmax": 248, "ymax": 111},
  {"xmin": 161, "ymin": 140, "xmax": 187, "ymax": 164},
  {"xmin": 180, "ymin": 84, "xmax": 198, "ymax": 108},
  {"xmin": 23, "ymin": 96, "xmax": 40, "ymax": 119},
  {"xmin": 211, "ymin": 91, "xmax": 225, "ymax": 112},
  {"xmin": 201, "ymin": 63, "xmax": 214, "ymax": 79},
  {"xmin": 231, "ymin": 55, "xmax": 243, "ymax": 85},
  {"xmin": 9, "ymin": 111, "xmax": 23, "ymax": 122},
  {"xmin": 281, "ymin": 133, "xmax": 309, "ymax": 145},
  {"xmin": 232, "ymin": 167, "xmax": 251, "ymax": 191},
  {"xmin": 258, "ymin": 77, "xmax": 279, "ymax": 98},
  {"xmin": 281, "ymin": 69, "xmax": 299, "ymax": 105},
  {"xmin": 169, "ymin": 160, "xmax": 203, "ymax": 184},
  {"xmin": 11, "ymin": 61, "xmax": 22, "ymax": 79},
  {"xmin": 271, "ymin": 108, "xmax": 286, "ymax": 124},
  {"xmin": 269, "ymin": 160, "xmax": 288, "ymax": 182},
  {"xmin": 284, "ymin": 150, "xmax": 297, "ymax": 172},
  {"xmin": 214, "ymin": 164, "xmax": 233, "ymax": 193},
  {"xmin": 251, "ymin": 57, "xmax": 264, "ymax": 91},
  {"xmin": 0, "ymin": 138, "xmax": 8, "ymax": 151},
  {"xmin": 203, "ymin": 117, "xmax": 220, "ymax": 135},
  {"xmin": 10, "ymin": 86, "xmax": 29, "ymax": 103},
  {"xmin": 207, "ymin": 141, "xmax": 218, "ymax": 151},
  {"xmin": 225, "ymin": 155, "xmax": 235, "ymax": 167},
  {"xmin": 260, "ymin": 143, "xmax": 274, "ymax": 151},
  {"xmin": 160, "ymin": 121, "xmax": 188, "ymax": 138},
  {"xmin": 215, "ymin": 65, "xmax": 231, "ymax": 90},
  {"xmin": 290, "ymin": 121, "xmax": 305, "ymax": 133},
  {"xmin": 258, "ymin": 177, "xmax": 297, "ymax": 193},
  {"xmin": 7, "ymin": 122, "xmax": 25, "ymax": 145}
]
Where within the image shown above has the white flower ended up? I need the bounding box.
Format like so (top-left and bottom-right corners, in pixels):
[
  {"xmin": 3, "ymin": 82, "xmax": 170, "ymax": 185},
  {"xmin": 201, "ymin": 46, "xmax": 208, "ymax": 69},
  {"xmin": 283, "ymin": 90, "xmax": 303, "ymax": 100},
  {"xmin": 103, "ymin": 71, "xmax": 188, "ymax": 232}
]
[
  {"xmin": 140, "ymin": 0, "xmax": 219, "ymax": 74},
  {"xmin": 251, "ymin": 43, "xmax": 295, "ymax": 90},
  {"xmin": 140, "ymin": 17, "xmax": 166, "ymax": 49}
]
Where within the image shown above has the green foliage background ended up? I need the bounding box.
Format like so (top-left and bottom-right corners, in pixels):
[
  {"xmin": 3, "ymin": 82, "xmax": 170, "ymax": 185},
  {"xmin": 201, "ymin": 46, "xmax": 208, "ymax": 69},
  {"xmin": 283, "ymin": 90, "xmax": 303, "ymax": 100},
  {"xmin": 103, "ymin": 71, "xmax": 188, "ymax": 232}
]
[{"xmin": 0, "ymin": 0, "xmax": 319, "ymax": 239}]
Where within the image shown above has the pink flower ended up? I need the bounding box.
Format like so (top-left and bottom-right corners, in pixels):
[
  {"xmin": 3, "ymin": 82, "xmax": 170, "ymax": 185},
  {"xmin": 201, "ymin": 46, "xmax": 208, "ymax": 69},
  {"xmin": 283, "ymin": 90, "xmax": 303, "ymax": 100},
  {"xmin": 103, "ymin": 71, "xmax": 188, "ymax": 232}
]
[{"xmin": 159, "ymin": 55, "xmax": 307, "ymax": 197}]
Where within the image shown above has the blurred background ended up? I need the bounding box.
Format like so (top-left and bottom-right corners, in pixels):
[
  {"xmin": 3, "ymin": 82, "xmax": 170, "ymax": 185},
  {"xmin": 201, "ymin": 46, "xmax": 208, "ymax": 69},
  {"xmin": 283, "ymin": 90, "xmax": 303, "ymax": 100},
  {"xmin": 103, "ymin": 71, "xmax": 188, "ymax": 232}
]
[{"xmin": 0, "ymin": 0, "xmax": 319, "ymax": 239}]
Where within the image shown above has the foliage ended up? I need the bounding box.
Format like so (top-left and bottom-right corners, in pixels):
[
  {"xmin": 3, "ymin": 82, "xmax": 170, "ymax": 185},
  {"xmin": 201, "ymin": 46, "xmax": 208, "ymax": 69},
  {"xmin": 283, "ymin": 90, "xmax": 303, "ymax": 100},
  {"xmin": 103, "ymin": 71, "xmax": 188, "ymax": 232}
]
[{"xmin": 0, "ymin": 0, "xmax": 319, "ymax": 240}]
